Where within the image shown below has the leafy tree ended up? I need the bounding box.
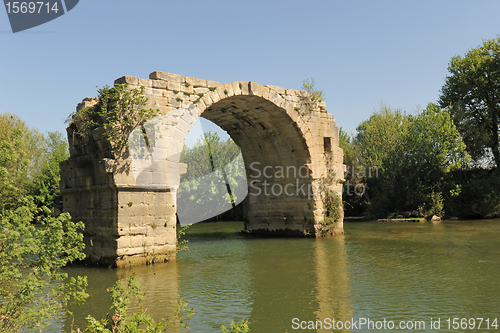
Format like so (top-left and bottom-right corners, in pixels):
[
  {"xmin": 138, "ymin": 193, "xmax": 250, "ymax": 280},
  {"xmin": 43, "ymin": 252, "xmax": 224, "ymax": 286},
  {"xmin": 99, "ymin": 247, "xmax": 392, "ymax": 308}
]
[
  {"xmin": 354, "ymin": 104, "xmax": 409, "ymax": 169},
  {"xmin": 0, "ymin": 202, "xmax": 87, "ymax": 332},
  {"xmin": 352, "ymin": 105, "xmax": 409, "ymax": 216},
  {"xmin": 339, "ymin": 128, "xmax": 368, "ymax": 216},
  {"xmin": 31, "ymin": 131, "xmax": 69, "ymax": 215},
  {"xmin": 439, "ymin": 35, "xmax": 500, "ymax": 167},
  {"xmin": 353, "ymin": 103, "xmax": 468, "ymax": 217},
  {"xmin": 381, "ymin": 103, "xmax": 467, "ymax": 215},
  {"xmin": 338, "ymin": 128, "xmax": 357, "ymax": 168},
  {"xmin": 0, "ymin": 128, "xmax": 29, "ymax": 211},
  {"xmin": 0, "ymin": 113, "xmax": 45, "ymax": 180}
]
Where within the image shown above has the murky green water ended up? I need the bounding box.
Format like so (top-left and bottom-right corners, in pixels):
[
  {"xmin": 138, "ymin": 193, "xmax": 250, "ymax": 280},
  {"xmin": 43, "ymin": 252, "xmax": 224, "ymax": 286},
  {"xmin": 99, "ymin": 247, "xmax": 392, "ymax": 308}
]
[{"xmin": 56, "ymin": 220, "xmax": 500, "ymax": 332}]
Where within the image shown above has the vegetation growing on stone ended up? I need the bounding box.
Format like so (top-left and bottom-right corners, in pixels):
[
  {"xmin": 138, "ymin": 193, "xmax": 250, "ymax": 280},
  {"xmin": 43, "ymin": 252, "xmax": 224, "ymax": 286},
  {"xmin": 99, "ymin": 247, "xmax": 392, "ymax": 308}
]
[
  {"xmin": 299, "ymin": 77, "xmax": 324, "ymax": 115},
  {"xmin": 66, "ymin": 84, "xmax": 160, "ymax": 156}
]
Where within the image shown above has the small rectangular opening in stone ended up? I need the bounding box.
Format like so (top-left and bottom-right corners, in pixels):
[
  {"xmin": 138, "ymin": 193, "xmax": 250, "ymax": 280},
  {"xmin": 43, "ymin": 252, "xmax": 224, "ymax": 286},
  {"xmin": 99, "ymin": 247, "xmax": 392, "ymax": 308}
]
[{"xmin": 324, "ymin": 137, "xmax": 332, "ymax": 152}]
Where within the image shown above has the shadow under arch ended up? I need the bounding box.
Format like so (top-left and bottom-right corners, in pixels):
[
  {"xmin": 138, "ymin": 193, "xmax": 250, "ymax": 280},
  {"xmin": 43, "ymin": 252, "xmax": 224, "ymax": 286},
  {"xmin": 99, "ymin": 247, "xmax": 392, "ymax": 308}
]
[{"xmin": 199, "ymin": 94, "xmax": 316, "ymax": 234}]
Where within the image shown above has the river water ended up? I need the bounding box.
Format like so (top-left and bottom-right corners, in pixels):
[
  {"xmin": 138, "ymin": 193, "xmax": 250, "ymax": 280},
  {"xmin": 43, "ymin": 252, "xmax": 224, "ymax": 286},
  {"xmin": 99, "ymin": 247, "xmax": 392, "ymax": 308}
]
[{"xmin": 57, "ymin": 219, "xmax": 500, "ymax": 332}]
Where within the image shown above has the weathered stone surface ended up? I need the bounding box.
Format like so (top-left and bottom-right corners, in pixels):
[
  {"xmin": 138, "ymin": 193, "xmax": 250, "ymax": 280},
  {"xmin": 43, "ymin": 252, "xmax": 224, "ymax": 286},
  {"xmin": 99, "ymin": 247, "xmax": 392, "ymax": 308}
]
[
  {"xmin": 149, "ymin": 71, "xmax": 184, "ymax": 83},
  {"xmin": 206, "ymin": 80, "xmax": 221, "ymax": 88},
  {"xmin": 185, "ymin": 76, "xmax": 207, "ymax": 87},
  {"xmin": 62, "ymin": 71, "xmax": 344, "ymax": 267},
  {"xmin": 114, "ymin": 75, "xmax": 139, "ymax": 86},
  {"xmin": 151, "ymin": 80, "xmax": 168, "ymax": 89},
  {"xmin": 265, "ymin": 84, "xmax": 286, "ymax": 95}
]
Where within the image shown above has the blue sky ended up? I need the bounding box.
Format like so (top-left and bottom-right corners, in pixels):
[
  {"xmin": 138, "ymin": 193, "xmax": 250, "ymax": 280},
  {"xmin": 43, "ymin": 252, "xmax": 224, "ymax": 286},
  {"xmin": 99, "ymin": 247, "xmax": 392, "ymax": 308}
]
[{"xmin": 1, "ymin": 0, "xmax": 500, "ymax": 142}]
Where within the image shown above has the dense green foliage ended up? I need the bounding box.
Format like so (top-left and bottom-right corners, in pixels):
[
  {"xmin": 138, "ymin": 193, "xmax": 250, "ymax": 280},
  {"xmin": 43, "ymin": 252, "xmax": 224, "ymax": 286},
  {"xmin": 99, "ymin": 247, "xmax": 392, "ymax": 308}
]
[
  {"xmin": 0, "ymin": 202, "xmax": 87, "ymax": 332},
  {"xmin": 0, "ymin": 113, "xmax": 46, "ymax": 179},
  {"xmin": 0, "ymin": 128, "xmax": 29, "ymax": 211},
  {"xmin": 0, "ymin": 114, "xmax": 69, "ymax": 214},
  {"xmin": 439, "ymin": 35, "xmax": 500, "ymax": 167},
  {"xmin": 338, "ymin": 128, "xmax": 367, "ymax": 215},
  {"xmin": 31, "ymin": 131, "xmax": 70, "ymax": 216},
  {"xmin": 344, "ymin": 103, "xmax": 469, "ymax": 218},
  {"xmin": 0, "ymin": 114, "xmax": 88, "ymax": 332}
]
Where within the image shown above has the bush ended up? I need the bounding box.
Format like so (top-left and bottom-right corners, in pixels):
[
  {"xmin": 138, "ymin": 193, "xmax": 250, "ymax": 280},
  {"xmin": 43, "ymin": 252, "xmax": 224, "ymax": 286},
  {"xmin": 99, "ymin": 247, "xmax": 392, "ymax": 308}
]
[
  {"xmin": 0, "ymin": 202, "xmax": 87, "ymax": 332},
  {"xmin": 221, "ymin": 319, "xmax": 250, "ymax": 333},
  {"xmin": 448, "ymin": 170, "xmax": 500, "ymax": 218},
  {"xmin": 77, "ymin": 275, "xmax": 194, "ymax": 333}
]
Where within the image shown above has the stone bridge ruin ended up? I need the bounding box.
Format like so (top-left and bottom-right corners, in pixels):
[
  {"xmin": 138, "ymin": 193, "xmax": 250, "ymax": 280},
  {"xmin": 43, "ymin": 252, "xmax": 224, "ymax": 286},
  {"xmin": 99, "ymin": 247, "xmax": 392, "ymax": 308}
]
[{"xmin": 60, "ymin": 71, "xmax": 344, "ymax": 266}]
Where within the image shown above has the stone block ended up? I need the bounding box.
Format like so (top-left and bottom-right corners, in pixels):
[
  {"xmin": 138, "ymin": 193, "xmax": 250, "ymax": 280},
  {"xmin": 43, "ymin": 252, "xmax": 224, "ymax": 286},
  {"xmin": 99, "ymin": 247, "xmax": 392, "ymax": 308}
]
[
  {"xmin": 149, "ymin": 71, "xmax": 184, "ymax": 83},
  {"xmin": 240, "ymin": 81, "xmax": 250, "ymax": 95},
  {"xmin": 206, "ymin": 80, "xmax": 221, "ymax": 88},
  {"xmin": 157, "ymin": 106, "xmax": 175, "ymax": 114},
  {"xmin": 163, "ymin": 90, "xmax": 179, "ymax": 99},
  {"xmin": 137, "ymin": 78, "xmax": 152, "ymax": 87},
  {"xmin": 151, "ymin": 80, "xmax": 168, "ymax": 89},
  {"xmin": 201, "ymin": 93, "xmax": 213, "ymax": 107},
  {"xmin": 194, "ymin": 87, "xmax": 209, "ymax": 95},
  {"xmin": 265, "ymin": 84, "xmax": 286, "ymax": 95},
  {"xmin": 186, "ymin": 76, "xmax": 207, "ymax": 87},
  {"xmin": 180, "ymin": 84, "xmax": 194, "ymax": 94},
  {"xmin": 222, "ymin": 83, "xmax": 234, "ymax": 97},
  {"xmin": 114, "ymin": 76, "xmax": 139, "ymax": 86},
  {"xmin": 231, "ymin": 82, "xmax": 242, "ymax": 95},
  {"xmin": 210, "ymin": 89, "xmax": 221, "ymax": 103},
  {"xmin": 154, "ymin": 96, "xmax": 170, "ymax": 106},
  {"xmin": 130, "ymin": 235, "xmax": 146, "ymax": 249},
  {"xmin": 249, "ymin": 82, "xmax": 265, "ymax": 97},
  {"xmin": 145, "ymin": 87, "xmax": 164, "ymax": 97},
  {"xmin": 117, "ymin": 236, "xmax": 131, "ymax": 249},
  {"xmin": 165, "ymin": 81, "xmax": 181, "ymax": 91},
  {"xmin": 153, "ymin": 244, "xmax": 176, "ymax": 254},
  {"xmin": 169, "ymin": 97, "xmax": 183, "ymax": 108}
]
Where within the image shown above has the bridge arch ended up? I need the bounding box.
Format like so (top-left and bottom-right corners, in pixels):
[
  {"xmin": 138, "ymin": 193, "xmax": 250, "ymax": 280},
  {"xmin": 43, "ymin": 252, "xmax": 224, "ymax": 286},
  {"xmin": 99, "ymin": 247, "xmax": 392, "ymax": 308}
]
[{"xmin": 60, "ymin": 71, "xmax": 344, "ymax": 266}]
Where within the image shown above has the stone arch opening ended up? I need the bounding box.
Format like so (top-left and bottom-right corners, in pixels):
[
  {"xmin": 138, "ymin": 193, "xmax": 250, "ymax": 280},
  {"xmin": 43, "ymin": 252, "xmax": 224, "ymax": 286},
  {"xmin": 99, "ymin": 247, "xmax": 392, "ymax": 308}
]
[
  {"xmin": 60, "ymin": 71, "xmax": 344, "ymax": 266},
  {"xmin": 198, "ymin": 94, "xmax": 314, "ymax": 233}
]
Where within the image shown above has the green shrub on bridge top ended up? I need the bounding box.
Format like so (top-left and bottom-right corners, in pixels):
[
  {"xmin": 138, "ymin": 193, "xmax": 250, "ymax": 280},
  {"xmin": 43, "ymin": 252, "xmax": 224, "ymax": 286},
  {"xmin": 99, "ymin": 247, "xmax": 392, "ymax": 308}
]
[{"xmin": 67, "ymin": 84, "xmax": 160, "ymax": 156}]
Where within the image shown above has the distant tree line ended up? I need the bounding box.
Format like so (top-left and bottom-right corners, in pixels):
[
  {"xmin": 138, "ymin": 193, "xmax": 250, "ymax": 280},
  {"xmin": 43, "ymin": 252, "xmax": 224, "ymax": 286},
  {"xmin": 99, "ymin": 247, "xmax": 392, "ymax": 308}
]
[{"xmin": 341, "ymin": 35, "xmax": 500, "ymax": 219}]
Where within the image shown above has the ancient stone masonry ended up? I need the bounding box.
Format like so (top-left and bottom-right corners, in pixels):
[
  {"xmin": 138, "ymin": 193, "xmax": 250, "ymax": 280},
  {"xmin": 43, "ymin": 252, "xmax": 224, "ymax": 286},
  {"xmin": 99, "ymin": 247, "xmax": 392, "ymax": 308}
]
[{"xmin": 60, "ymin": 71, "xmax": 345, "ymax": 266}]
